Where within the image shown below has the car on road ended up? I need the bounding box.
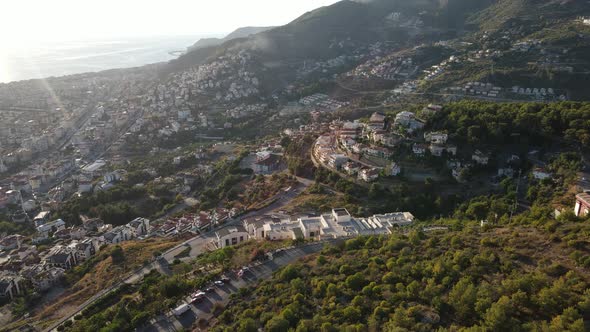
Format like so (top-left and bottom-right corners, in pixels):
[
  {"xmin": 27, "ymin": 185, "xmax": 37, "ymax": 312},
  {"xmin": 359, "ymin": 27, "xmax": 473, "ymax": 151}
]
[{"xmin": 214, "ymin": 280, "xmax": 224, "ymax": 286}]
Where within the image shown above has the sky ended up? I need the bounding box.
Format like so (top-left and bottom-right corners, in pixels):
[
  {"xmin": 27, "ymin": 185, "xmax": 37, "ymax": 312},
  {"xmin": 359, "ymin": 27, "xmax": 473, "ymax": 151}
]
[{"xmin": 1, "ymin": 0, "xmax": 341, "ymax": 45}]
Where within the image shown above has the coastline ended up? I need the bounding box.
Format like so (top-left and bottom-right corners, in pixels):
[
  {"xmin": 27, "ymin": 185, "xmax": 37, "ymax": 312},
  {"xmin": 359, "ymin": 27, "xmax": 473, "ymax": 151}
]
[{"xmin": 0, "ymin": 35, "xmax": 208, "ymax": 84}]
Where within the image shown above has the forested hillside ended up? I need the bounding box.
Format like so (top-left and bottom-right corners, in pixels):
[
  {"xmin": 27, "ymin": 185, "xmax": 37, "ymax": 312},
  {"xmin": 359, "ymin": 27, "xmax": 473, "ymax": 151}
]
[
  {"xmin": 429, "ymin": 101, "xmax": 590, "ymax": 145},
  {"xmin": 212, "ymin": 222, "xmax": 590, "ymax": 331}
]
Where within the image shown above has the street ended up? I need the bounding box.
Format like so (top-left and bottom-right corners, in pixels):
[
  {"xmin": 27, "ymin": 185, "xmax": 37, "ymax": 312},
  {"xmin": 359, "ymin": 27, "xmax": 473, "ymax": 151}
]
[
  {"xmin": 163, "ymin": 177, "xmax": 312, "ymax": 261},
  {"xmin": 141, "ymin": 241, "xmax": 335, "ymax": 332},
  {"xmin": 46, "ymin": 175, "xmax": 314, "ymax": 332}
]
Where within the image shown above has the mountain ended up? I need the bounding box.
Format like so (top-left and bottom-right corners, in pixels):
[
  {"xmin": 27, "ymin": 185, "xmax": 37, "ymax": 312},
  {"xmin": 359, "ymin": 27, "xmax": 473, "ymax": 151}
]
[
  {"xmin": 170, "ymin": 0, "xmax": 504, "ymax": 70},
  {"xmin": 164, "ymin": 0, "xmax": 590, "ymax": 96},
  {"xmin": 187, "ymin": 26, "xmax": 275, "ymax": 52},
  {"xmin": 469, "ymin": 0, "xmax": 590, "ymax": 30}
]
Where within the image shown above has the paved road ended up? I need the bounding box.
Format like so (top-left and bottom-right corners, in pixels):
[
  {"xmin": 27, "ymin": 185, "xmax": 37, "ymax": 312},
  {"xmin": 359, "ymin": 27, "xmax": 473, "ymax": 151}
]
[
  {"xmin": 45, "ymin": 176, "xmax": 314, "ymax": 332},
  {"xmin": 141, "ymin": 240, "xmax": 339, "ymax": 332},
  {"xmin": 163, "ymin": 178, "xmax": 313, "ymax": 261}
]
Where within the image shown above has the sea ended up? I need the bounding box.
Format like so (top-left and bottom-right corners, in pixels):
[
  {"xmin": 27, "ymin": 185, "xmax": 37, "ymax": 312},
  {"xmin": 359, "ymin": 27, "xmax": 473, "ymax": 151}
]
[{"xmin": 0, "ymin": 35, "xmax": 216, "ymax": 84}]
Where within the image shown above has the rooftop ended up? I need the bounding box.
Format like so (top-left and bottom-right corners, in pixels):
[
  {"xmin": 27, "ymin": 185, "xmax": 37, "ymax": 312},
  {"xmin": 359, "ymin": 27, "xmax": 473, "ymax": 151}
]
[
  {"xmin": 332, "ymin": 208, "xmax": 350, "ymax": 217},
  {"xmin": 576, "ymin": 192, "xmax": 590, "ymax": 206},
  {"xmin": 216, "ymin": 225, "xmax": 247, "ymax": 238},
  {"xmin": 82, "ymin": 159, "xmax": 106, "ymax": 173}
]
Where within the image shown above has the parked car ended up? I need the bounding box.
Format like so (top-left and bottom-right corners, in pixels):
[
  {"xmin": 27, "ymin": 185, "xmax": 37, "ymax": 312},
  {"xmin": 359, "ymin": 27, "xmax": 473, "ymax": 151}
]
[
  {"xmin": 205, "ymin": 287, "xmax": 215, "ymax": 293},
  {"xmin": 190, "ymin": 291, "xmax": 206, "ymax": 303},
  {"xmin": 173, "ymin": 303, "xmax": 190, "ymax": 316},
  {"xmin": 221, "ymin": 276, "xmax": 230, "ymax": 283},
  {"xmin": 214, "ymin": 280, "xmax": 224, "ymax": 286},
  {"xmin": 238, "ymin": 267, "xmax": 250, "ymax": 278}
]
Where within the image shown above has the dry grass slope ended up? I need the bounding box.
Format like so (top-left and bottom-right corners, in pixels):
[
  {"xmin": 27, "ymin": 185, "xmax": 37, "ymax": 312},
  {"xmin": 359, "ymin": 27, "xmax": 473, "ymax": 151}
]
[{"xmin": 4, "ymin": 238, "xmax": 181, "ymax": 331}]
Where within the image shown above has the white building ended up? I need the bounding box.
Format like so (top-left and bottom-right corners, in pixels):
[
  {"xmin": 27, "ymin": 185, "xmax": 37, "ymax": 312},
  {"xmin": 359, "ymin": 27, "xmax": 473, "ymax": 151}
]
[
  {"xmin": 359, "ymin": 168, "xmax": 380, "ymax": 182},
  {"xmin": 331, "ymin": 208, "xmax": 351, "ymax": 223},
  {"xmin": 367, "ymin": 212, "xmax": 414, "ymax": 227},
  {"xmin": 298, "ymin": 217, "xmax": 323, "ymax": 239},
  {"xmin": 394, "ymin": 111, "xmax": 424, "ymax": 132},
  {"xmin": 0, "ymin": 275, "xmax": 22, "ymax": 300},
  {"xmin": 386, "ymin": 163, "xmax": 401, "ymax": 176},
  {"xmin": 127, "ymin": 217, "xmax": 150, "ymax": 237},
  {"xmin": 327, "ymin": 154, "xmax": 348, "ymax": 169},
  {"xmin": 424, "ymin": 132, "xmax": 448, "ymax": 144},
  {"xmin": 21, "ymin": 265, "xmax": 65, "ymax": 291},
  {"xmin": 472, "ymin": 150, "xmax": 490, "ymax": 165},
  {"xmin": 45, "ymin": 246, "xmax": 78, "ymax": 270},
  {"xmin": 343, "ymin": 162, "xmax": 360, "ymax": 175},
  {"xmin": 102, "ymin": 226, "xmax": 133, "ymax": 244},
  {"xmin": 245, "ymin": 208, "xmax": 414, "ymax": 241},
  {"xmin": 216, "ymin": 225, "xmax": 249, "ymax": 248},
  {"xmin": 104, "ymin": 170, "xmax": 124, "ymax": 183},
  {"xmin": 412, "ymin": 143, "xmax": 427, "ymax": 156},
  {"xmin": 37, "ymin": 219, "xmax": 66, "ymax": 239},
  {"xmin": 74, "ymin": 238, "xmax": 100, "ymax": 261},
  {"xmin": 532, "ymin": 167, "xmax": 551, "ymax": 180},
  {"xmin": 263, "ymin": 221, "xmax": 302, "ymax": 241},
  {"xmin": 574, "ymin": 193, "xmax": 590, "ymax": 217}
]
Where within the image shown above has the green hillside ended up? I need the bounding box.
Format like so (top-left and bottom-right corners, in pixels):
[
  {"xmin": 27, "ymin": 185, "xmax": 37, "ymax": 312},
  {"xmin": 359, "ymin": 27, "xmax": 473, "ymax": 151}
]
[
  {"xmin": 170, "ymin": 0, "xmax": 492, "ymax": 69},
  {"xmin": 469, "ymin": 0, "xmax": 590, "ymax": 30},
  {"xmin": 212, "ymin": 223, "xmax": 590, "ymax": 331}
]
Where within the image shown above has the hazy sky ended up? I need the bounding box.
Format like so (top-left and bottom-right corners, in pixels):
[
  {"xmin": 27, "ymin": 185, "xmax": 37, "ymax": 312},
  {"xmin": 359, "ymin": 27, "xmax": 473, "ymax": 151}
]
[{"xmin": 2, "ymin": 0, "xmax": 340, "ymax": 44}]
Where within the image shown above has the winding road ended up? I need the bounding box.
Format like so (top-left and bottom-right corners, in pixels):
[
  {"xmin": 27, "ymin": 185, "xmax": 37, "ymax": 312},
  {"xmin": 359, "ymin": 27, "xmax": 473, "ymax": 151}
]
[{"xmin": 44, "ymin": 176, "xmax": 313, "ymax": 332}]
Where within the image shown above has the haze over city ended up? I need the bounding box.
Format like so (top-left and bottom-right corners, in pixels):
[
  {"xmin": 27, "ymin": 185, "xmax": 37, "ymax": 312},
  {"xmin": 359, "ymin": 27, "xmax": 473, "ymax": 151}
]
[
  {"xmin": 2, "ymin": 0, "xmax": 340, "ymax": 43},
  {"xmin": 0, "ymin": 0, "xmax": 339, "ymax": 83}
]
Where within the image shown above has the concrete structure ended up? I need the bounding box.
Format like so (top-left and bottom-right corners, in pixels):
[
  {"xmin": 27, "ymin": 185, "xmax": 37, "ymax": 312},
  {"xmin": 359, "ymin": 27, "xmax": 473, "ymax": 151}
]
[
  {"xmin": 327, "ymin": 154, "xmax": 348, "ymax": 169},
  {"xmin": 103, "ymin": 226, "xmax": 132, "ymax": 244},
  {"xmin": 36, "ymin": 219, "xmax": 66, "ymax": 239},
  {"xmin": 263, "ymin": 221, "xmax": 302, "ymax": 241},
  {"xmin": 394, "ymin": 111, "xmax": 424, "ymax": 132},
  {"xmin": 216, "ymin": 225, "xmax": 248, "ymax": 248},
  {"xmin": 245, "ymin": 208, "xmax": 414, "ymax": 241},
  {"xmin": 74, "ymin": 238, "xmax": 100, "ymax": 261},
  {"xmin": 127, "ymin": 217, "xmax": 150, "ymax": 237},
  {"xmin": 33, "ymin": 211, "xmax": 51, "ymax": 227},
  {"xmin": 332, "ymin": 208, "xmax": 352, "ymax": 223},
  {"xmin": 253, "ymin": 153, "xmax": 281, "ymax": 174},
  {"xmin": 368, "ymin": 212, "xmax": 415, "ymax": 228},
  {"xmin": 20, "ymin": 265, "xmax": 65, "ymax": 291},
  {"xmin": 46, "ymin": 247, "xmax": 78, "ymax": 270},
  {"xmin": 0, "ymin": 235, "xmax": 23, "ymax": 251},
  {"xmin": 386, "ymin": 163, "xmax": 401, "ymax": 176},
  {"xmin": 359, "ymin": 168, "xmax": 379, "ymax": 182},
  {"xmin": 298, "ymin": 217, "xmax": 323, "ymax": 239},
  {"xmin": 0, "ymin": 275, "xmax": 21, "ymax": 300},
  {"xmin": 472, "ymin": 150, "xmax": 489, "ymax": 165},
  {"xmin": 574, "ymin": 193, "xmax": 590, "ymax": 217},
  {"xmin": 412, "ymin": 143, "xmax": 427, "ymax": 156},
  {"xmin": 424, "ymin": 132, "xmax": 448, "ymax": 144}
]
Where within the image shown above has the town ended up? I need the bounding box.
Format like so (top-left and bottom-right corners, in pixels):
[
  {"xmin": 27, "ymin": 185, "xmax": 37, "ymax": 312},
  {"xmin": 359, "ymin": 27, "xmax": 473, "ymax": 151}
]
[{"xmin": 1, "ymin": 0, "xmax": 590, "ymax": 331}]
